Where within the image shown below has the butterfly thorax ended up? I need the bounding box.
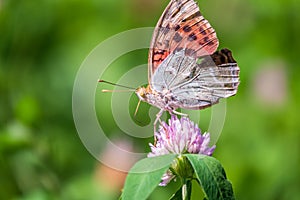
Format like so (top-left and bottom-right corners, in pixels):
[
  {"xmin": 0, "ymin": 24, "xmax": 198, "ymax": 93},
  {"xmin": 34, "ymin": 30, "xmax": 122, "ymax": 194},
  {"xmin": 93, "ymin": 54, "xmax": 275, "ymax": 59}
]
[{"xmin": 135, "ymin": 85, "xmax": 177, "ymax": 112}]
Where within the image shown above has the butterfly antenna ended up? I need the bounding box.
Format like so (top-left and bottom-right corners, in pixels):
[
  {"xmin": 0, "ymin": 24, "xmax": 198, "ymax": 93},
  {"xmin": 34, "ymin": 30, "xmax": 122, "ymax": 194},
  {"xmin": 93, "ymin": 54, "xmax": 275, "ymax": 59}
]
[
  {"xmin": 102, "ymin": 89, "xmax": 135, "ymax": 93},
  {"xmin": 98, "ymin": 79, "xmax": 136, "ymax": 92}
]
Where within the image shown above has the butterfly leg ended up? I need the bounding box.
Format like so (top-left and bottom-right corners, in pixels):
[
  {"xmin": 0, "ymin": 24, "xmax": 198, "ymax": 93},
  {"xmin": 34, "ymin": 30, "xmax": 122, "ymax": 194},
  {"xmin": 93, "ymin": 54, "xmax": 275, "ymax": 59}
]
[
  {"xmin": 153, "ymin": 109, "xmax": 164, "ymax": 145},
  {"xmin": 172, "ymin": 109, "xmax": 188, "ymax": 116},
  {"xmin": 154, "ymin": 109, "xmax": 164, "ymax": 130}
]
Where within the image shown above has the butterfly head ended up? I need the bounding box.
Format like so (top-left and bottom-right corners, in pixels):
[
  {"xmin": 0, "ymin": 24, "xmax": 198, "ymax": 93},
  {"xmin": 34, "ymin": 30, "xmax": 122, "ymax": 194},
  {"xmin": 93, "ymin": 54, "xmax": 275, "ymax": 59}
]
[
  {"xmin": 136, "ymin": 85, "xmax": 154, "ymax": 101},
  {"xmin": 135, "ymin": 87, "xmax": 146, "ymax": 101}
]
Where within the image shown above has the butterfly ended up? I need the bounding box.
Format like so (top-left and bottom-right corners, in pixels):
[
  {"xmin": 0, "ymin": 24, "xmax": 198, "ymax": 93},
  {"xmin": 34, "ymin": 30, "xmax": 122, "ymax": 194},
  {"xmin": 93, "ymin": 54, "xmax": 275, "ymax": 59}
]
[{"xmin": 135, "ymin": 0, "xmax": 240, "ymax": 123}]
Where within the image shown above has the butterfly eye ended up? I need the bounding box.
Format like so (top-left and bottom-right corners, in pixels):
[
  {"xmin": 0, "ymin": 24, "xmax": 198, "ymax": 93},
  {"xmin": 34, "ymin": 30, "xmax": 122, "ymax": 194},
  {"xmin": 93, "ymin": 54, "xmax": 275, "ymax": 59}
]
[
  {"xmin": 140, "ymin": 92, "xmax": 146, "ymax": 99},
  {"xmin": 136, "ymin": 88, "xmax": 146, "ymax": 100}
]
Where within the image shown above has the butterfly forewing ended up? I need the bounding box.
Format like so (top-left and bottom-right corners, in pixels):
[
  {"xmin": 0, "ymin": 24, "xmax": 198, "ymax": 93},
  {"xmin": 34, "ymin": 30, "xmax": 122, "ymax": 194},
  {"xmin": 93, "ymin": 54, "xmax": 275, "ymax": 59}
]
[{"xmin": 148, "ymin": 0, "xmax": 219, "ymax": 83}]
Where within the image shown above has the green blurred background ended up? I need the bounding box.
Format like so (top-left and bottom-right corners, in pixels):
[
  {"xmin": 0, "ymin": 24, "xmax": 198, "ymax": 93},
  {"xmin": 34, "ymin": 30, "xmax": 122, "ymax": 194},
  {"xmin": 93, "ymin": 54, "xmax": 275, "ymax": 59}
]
[{"xmin": 1, "ymin": 0, "xmax": 300, "ymax": 199}]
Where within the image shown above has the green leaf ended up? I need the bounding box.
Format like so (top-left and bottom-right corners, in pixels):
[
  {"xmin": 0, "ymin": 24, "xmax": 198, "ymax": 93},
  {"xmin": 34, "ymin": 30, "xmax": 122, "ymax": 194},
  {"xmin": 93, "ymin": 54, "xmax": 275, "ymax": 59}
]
[
  {"xmin": 122, "ymin": 154, "xmax": 176, "ymax": 200},
  {"xmin": 185, "ymin": 154, "xmax": 235, "ymax": 200},
  {"xmin": 170, "ymin": 180, "xmax": 192, "ymax": 200},
  {"xmin": 170, "ymin": 187, "xmax": 183, "ymax": 200}
]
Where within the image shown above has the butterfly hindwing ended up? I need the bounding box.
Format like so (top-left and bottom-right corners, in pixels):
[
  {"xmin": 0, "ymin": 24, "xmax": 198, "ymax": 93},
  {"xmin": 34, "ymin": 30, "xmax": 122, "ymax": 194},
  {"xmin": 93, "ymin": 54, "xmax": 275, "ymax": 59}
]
[{"xmin": 151, "ymin": 48, "xmax": 239, "ymax": 109}]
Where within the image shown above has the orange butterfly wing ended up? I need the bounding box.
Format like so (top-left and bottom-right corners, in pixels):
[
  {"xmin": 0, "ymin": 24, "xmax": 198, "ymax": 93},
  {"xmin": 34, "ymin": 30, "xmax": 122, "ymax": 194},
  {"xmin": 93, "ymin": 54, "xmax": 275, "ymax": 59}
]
[{"xmin": 148, "ymin": 0, "xmax": 219, "ymax": 81}]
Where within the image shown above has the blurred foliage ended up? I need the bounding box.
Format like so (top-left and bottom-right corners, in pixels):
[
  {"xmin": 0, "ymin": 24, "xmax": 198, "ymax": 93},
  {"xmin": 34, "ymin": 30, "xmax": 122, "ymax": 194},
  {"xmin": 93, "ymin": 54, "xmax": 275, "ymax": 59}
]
[{"xmin": 1, "ymin": 0, "xmax": 300, "ymax": 199}]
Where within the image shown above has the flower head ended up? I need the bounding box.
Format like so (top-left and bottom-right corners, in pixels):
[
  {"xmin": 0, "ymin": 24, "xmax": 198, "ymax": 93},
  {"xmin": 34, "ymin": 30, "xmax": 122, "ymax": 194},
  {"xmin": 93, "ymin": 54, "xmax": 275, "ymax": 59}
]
[{"xmin": 148, "ymin": 115, "xmax": 216, "ymax": 186}]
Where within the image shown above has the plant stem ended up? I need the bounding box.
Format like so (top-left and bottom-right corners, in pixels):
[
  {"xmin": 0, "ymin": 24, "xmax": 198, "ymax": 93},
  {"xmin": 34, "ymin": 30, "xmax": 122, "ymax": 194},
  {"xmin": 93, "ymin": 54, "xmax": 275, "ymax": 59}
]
[
  {"xmin": 182, "ymin": 182, "xmax": 187, "ymax": 199},
  {"xmin": 182, "ymin": 180, "xmax": 192, "ymax": 200}
]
